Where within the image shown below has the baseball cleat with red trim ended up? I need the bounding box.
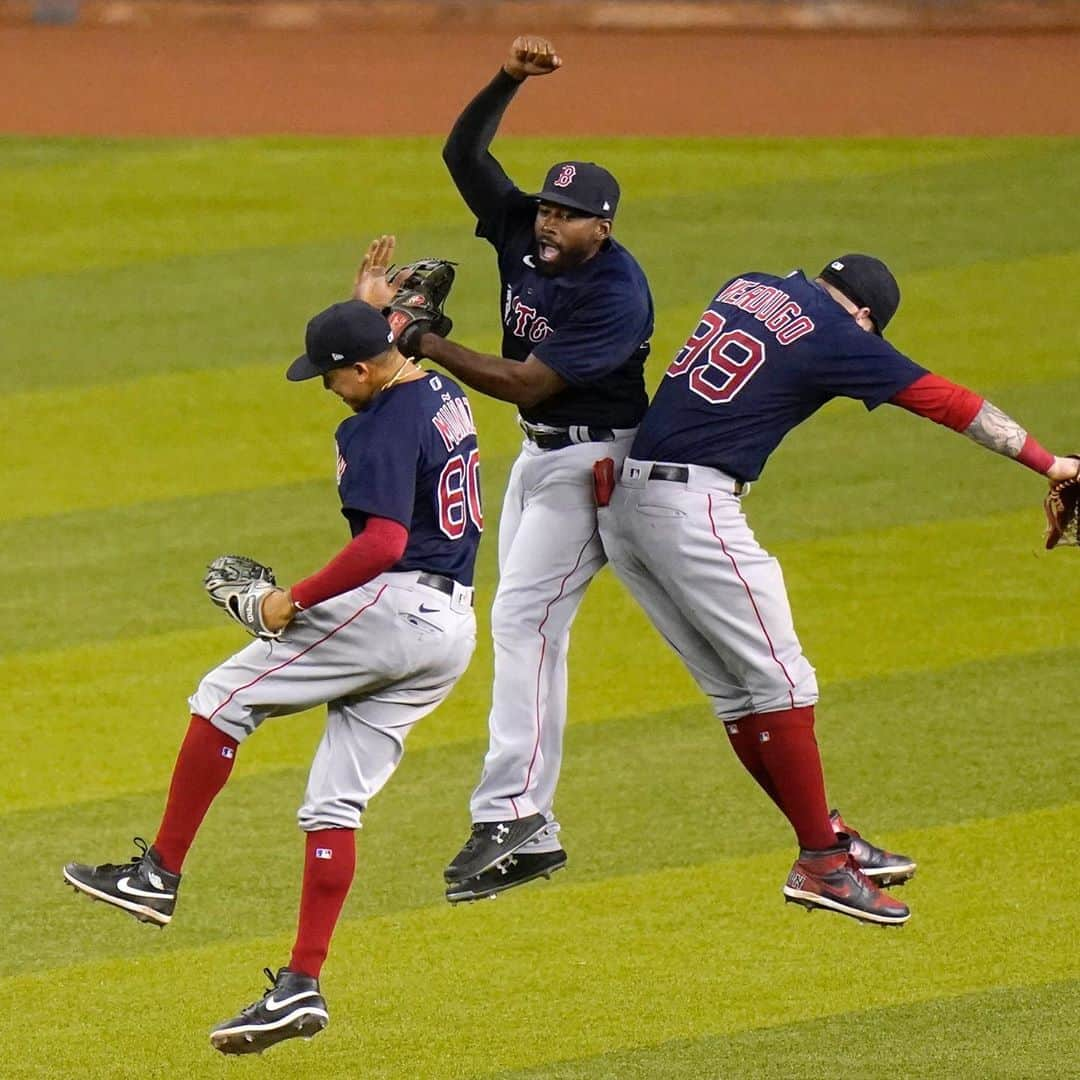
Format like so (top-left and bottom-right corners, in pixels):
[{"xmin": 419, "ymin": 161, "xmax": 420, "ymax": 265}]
[
  {"xmin": 830, "ymin": 809, "xmax": 917, "ymax": 887},
  {"xmin": 444, "ymin": 813, "xmax": 548, "ymax": 883},
  {"xmin": 210, "ymin": 967, "xmax": 328, "ymax": 1055},
  {"xmin": 62, "ymin": 837, "xmax": 180, "ymax": 926},
  {"xmin": 446, "ymin": 848, "xmax": 567, "ymax": 903},
  {"xmin": 783, "ymin": 847, "xmax": 910, "ymax": 926}
]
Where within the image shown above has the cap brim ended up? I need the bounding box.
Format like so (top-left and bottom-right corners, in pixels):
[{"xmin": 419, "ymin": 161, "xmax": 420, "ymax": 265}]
[
  {"xmin": 286, "ymin": 353, "xmax": 322, "ymax": 381},
  {"xmin": 532, "ymin": 192, "xmax": 609, "ymax": 218}
]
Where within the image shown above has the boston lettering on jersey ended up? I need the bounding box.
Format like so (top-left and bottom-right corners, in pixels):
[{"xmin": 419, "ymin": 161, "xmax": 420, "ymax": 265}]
[
  {"xmin": 632, "ymin": 271, "xmax": 928, "ymax": 483},
  {"xmin": 335, "ymin": 373, "xmax": 482, "ymax": 585},
  {"xmin": 478, "ymin": 189, "xmax": 654, "ymax": 429}
]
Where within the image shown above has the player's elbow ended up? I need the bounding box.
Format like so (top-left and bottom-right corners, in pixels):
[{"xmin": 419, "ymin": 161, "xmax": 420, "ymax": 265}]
[
  {"xmin": 513, "ymin": 359, "xmax": 565, "ymax": 410},
  {"xmin": 515, "ymin": 383, "xmax": 551, "ymax": 410},
  {"xmin": 441, "ymin": 136, "xmax": 469, "ymax": 177}
]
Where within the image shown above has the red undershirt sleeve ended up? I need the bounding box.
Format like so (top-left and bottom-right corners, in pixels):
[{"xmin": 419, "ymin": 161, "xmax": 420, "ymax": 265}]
[
  {"xmin": 889, "ymin": 372, "xmax": 1054, "ymax": 474},
  {"xmin": 888, "ymin": 372, "xmax": 984, "ymax": 431},
  {"xmin": 290, "ymin": 517, "xmax": 409, "ymax": 610}
]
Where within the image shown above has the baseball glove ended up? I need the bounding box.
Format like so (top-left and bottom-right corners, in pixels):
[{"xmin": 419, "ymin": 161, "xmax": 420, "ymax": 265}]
[
  {"xmin": 204, "ymin": 555, "xmax": 283, "ymax": 640},
  {"xmin": 1044, "ymin": 456, "xmax": 1080, "ymax": 549},
  {"xmin": 384, "ymin": 258, "xmax": 456, "ymax": 358}
]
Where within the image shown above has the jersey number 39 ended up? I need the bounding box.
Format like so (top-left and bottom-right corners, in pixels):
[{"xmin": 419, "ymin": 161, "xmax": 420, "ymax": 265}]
[
  {"xmin": 438, "ymin": 449, "xmax": 483, "ymax": 539},
  {"xmin": 665, "ymin": 311, "xmax": 766, "ymax": 404}
]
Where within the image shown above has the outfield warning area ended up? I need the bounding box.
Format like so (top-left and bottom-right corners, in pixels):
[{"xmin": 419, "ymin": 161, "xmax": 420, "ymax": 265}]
[{"xmin": 0, "ymin": 22, "xmax": 1078, "ymax": 136}]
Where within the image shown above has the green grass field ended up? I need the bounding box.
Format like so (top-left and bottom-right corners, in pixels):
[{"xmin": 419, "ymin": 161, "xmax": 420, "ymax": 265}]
[{"xmin": 1, "ymin": 135, "xmax": 1077, "ymax": 1078}]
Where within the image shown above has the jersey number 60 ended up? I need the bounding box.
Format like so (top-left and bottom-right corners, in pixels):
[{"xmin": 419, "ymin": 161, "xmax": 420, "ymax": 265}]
[
  {"xmin": 666, "ymin": 311, "xmax": 766, "ymax": 404},
  {"xmin": 438, "ymin": 448, "xmax": 484, "ymax": 539}
]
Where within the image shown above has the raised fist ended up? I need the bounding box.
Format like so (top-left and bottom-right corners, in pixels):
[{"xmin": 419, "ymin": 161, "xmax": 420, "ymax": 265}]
[{"xmin": 504, "ymin": 35, "xmax": 562, "ymax": 82}]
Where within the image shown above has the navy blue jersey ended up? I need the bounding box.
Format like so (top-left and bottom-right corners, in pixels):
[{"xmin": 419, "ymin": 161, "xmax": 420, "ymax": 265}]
[
  {"xmin": 632, "ymin": 271, "xmax": 928, "ymax": 482},
  {"xmin": 475, "ymin": 189, "xmax": 654, "ymax": 429},
  {"xmin": 335, "ymin": 372, "xmax": 482, "ymax": 585}
]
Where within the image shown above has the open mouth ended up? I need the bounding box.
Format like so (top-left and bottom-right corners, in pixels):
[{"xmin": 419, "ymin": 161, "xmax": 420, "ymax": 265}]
[{"xmin": 538, "ymin": 241, "xmax": 560, "ymax": 263}]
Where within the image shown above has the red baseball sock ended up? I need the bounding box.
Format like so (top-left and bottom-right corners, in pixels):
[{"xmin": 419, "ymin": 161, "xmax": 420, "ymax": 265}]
[
  {"xmin": 723, "ymin": 714, "xmax": 784, "ymax": 811},
  {"xmin": 152, "ymin": 714, "xmax": 238, "ymax": 874},
  {"xmin": 289, "ymin": 829, "xmax": 357, "ymax": 980},
  {"xmin": 743, "ymin": 706, "xmax": 836, "ymax": 851}
]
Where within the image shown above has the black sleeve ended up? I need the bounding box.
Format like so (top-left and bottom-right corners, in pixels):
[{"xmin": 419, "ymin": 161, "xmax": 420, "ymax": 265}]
[{"xmin": 442, "ymin": 69, "xmax": 524, "ymax": 229}]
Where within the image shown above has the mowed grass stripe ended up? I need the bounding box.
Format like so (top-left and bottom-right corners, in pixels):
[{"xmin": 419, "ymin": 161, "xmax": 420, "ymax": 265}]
[
  {"xmin": 7, "ymin": 647, "xmax": 1074, "ymax": 967},
  {"xmin": 4, "ymin": 140, "xmax": 1078, "ymax": 394},
  {"xmin": 490, "ymin": 980, "xmax": 1079, "ymax": 1079},
  {"xmin": 0, "ymin": 136, "xmax": 1021, "ymax": 281},
  {"xmin": 5, "ymin": 807, "xmax": 1077, "ymax": 1078},
  {"xmin": 2, "ymin": 502, "xmax": 1074, "ymax": 804},
  {"xmin": 6, "ymin": 381, "xmax": 1078, "ymax": 657}
]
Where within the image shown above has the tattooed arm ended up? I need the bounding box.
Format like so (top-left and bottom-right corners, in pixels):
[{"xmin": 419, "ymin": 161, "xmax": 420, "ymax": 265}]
[
  {"xmin": 890, "ymin": 374, "xmax": 1077, "ymax": 480},
  {"xmin": 965, "ymin": 401, "xmax": 1079, "ymax": 480},
  {"xmin": 964, "ymin": 400, "xmax": 1029, "ymax": 457}
]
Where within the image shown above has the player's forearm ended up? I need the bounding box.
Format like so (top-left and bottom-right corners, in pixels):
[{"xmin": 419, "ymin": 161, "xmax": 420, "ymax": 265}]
[
  {"xmin": 291, "ymin": 518, "xmax": 409, "ymax": 610},
  {"xmin": 962, "ymin": 400, "xmax": 1057, "ymax": 473},
  {"xmin": 420, "ymin": 334, "xmax": 542, "ymax": 407},
  {"xmin": 442, "ymin": 70, "xmax": 519, "ymax": 215}
]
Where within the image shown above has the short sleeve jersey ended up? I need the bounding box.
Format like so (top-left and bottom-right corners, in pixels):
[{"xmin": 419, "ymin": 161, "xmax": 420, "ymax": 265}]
[
  {"xmin": 334, "ymin": 372, "xmax": 482, "ymax": 585},
  {"xmin": 475, "ymin": 189, "xmax": 654, "ymax": 429},
  {"xmin": 632, "ymin": 271, "xmax": 928, "ymax": 482}
]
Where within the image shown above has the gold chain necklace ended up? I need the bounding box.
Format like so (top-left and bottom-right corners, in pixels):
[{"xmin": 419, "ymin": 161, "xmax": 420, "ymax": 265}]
[{"xmin": 381, "ymin": 357, "xmax": 413, "ymax": 392}]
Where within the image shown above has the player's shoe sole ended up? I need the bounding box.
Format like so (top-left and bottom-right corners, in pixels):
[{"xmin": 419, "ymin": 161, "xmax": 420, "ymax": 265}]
[
  {"xmin": 210, "ymin": 1011, "xmax": 328, "ymax": 1055},
  {"xmin": 63, "ymin": 866, "xmax": 171, "ymax": 926},
  {"xmin": 446, "ymin": 849, "xmax": 567, "ymax": 903},
  {"xmin": 210, "ymin": 967, "xmax": 329, "ymax": 1056},
  {"xmin": 782, "ymin": 885, "xmax": 910, "ymax": 925}
]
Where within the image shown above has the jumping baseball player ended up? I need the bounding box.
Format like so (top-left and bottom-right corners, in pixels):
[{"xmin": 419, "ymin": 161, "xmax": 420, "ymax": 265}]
[
  {"xmin": 596, "ymin": 253, "xmax": 1080, "ymax": 926},
  {"xmin": 62, "ymin": 289, "xmax": 481, "ymax": 1053},
  {"xmin": 398, "ymin": 36, "xmax": 655, "ymax": 901}
]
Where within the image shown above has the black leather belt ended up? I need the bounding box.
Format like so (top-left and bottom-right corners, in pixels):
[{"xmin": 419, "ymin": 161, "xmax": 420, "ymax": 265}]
[
  {"xmin": 649, "ymin": 464, "xmax": 690, "ymax": 483},
  {"xmin": 649, "ymin": 463, "xmax": 747, "ymax": 495},
  {"xmin": 417, "ymin": 572, "xmax": 473, "ymax": 605},
  {"xmin": 525, "ymin": 426, "xmax": 615, "ymax": 451}
]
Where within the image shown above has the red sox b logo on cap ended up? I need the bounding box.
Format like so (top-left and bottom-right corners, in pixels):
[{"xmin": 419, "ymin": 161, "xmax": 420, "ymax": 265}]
[{"xmin": 553, "ymin": 164, "xmax": 576, "ymax": 188}]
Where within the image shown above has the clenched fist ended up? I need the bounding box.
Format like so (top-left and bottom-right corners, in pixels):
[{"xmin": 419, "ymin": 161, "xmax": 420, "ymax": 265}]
[{"xmin": 504, "ymin": 35, "xmax": 562, "ymax": 82}]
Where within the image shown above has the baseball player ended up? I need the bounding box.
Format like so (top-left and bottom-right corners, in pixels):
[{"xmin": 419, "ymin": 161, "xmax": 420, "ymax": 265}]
[
  {"xmin": 596, "ymin": 253, "xmax": 1079, "ymax": 926},
  {"xmin": 403, "ymin": 35, "xmax": 654, "ymax": 902},
  {"xmin": 62, "ymin": 293, "xmax": 481, "ymax": 1053}
]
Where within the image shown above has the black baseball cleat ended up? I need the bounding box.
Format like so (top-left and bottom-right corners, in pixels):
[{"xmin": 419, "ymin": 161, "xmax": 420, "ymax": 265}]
[
  {"xmin": 444, "ymin": 813, "xmax": 548, "ymax": 883},
  {"xmin": 446, "ymin": 848, "xmax": 568, "ymax": 903},
  {"xmin": 830, "ymin": 809, "xmax": 917, "ymax": 887},
  {"xmin": 783, "ymin": 846, "xmax": 910, "ymax": 926},
  {"xmin": 210, "ymin": 967, "xmax": 329, "ymax": 1056},
  {"xmin": 62, "ymin": 837, "xmax": 180, "ymax": 926}
]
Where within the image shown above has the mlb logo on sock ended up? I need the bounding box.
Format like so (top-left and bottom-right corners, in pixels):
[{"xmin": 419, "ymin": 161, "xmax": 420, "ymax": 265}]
[
  {"xmin": 220, "ymin": 747, "xmax": 234, "ymax": 759},
  {"xmin": 758, "ymin": 731, "xmax": 771, "ymax": 743},
  {"xmin": 726, "ymin": 723, "xmax": 739, "ymax": 734},
  {"xmin": 315, "ymin": 848, "xmax": 333, "ymax": 860}
]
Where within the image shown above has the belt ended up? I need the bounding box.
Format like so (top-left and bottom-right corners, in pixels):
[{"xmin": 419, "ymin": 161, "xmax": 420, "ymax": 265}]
[
  {"xmin": 648, "ymin": 464, "xmax": 690, "ymax": 483},
  {"xmin": 649, "ymin": 463, "xmax": 748, "ymax": 496},
  {"xmin": 520, "ymin": 420, "xmax": 616, "ymax": 451},
  {"xmin": 417, "ymin": 572, "xmax": 473, "ymax": 606}
]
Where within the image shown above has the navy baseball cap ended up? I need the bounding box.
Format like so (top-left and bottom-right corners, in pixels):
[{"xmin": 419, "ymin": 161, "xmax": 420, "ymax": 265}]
[
  {"xmin": 819, "ymin": 254, "xmax": 901, "ymax": 335},
  {"xmin": 287, "ymin": 300, "xmax": 395, "ymax": 381},
  {"xmin": 533, "ymin": 161, "xmax": 620, "ymax": 219}
]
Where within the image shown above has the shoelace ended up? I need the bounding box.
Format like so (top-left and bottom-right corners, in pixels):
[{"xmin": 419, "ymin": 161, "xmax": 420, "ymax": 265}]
[
  {"xmin": 97, "ymin": 836, "xmax": 151, "ymax": 874},
  {"xmin": 462, "ymin": 822, "xmax": 489, "ymax": 851},
  {"xmin": 236, "ymin": 968, "xmax": 280, "ymax": 1015}
]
